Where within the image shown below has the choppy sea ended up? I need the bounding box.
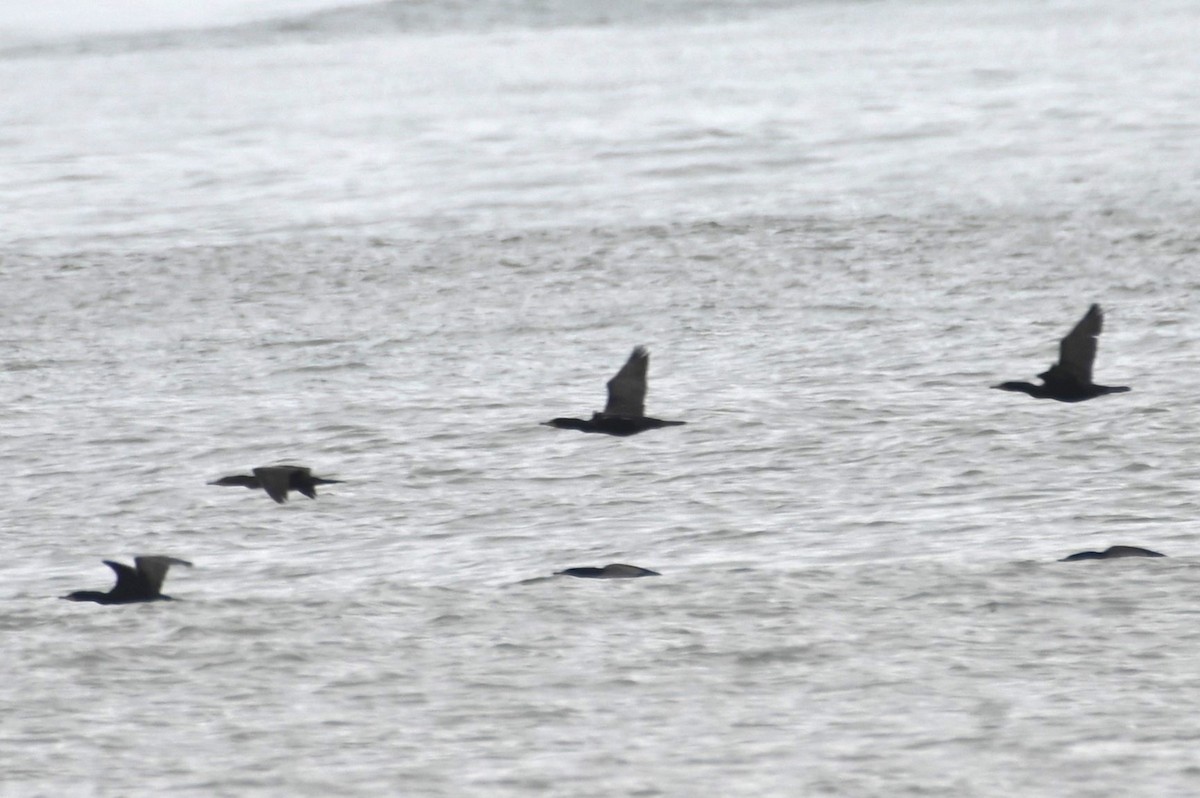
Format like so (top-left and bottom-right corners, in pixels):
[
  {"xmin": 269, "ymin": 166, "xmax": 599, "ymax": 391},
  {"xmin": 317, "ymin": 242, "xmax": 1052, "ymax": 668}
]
[{"xmin": 2, "ymin": 0, "xmax": 1199, "ymax": 795}]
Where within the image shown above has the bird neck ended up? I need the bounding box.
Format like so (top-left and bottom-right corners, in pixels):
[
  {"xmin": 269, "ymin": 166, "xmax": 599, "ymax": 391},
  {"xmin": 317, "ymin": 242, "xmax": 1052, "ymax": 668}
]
[
  {"xmin": 546, "ymin": 417, "xmax": 595, "ymax": 431},
  {"xmin": 993, "ymin": 381, "xmax": 1049, "ymax": 398}
]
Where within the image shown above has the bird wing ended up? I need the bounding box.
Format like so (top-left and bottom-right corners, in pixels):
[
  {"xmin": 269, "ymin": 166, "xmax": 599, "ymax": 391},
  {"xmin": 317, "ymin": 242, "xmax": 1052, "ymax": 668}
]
[
  {"xmin": 289, "ymin": 469, "xmax": 318, "ymax": 499},
  {"xmin": 1042, "ymin": 304, "xmax": 1101, "ymax": 386},
  {"xmin": 134, "ymin": 556, "xmax": 193, "ymax": 594},
  {"xmin": 604, "ymin": 346, "xmax": 649, "ymax": 417},
  {"xmin": 253, "ymin": 467, "xmax": 293, "ymax": 503},
  {"xmin": 103, "ymin": 560, "xmax": 143, "ymax": 599}
]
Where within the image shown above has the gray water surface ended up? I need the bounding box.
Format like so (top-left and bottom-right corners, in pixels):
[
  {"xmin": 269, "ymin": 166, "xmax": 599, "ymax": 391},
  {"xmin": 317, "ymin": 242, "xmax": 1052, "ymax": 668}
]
[{"xmin": 3, "ymin": 0, "xmax": 1199, "ymax": 795}]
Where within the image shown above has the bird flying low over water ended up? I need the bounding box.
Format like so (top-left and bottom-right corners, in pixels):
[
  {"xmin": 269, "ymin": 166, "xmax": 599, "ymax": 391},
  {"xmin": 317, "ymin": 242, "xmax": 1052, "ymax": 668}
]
[
  {"xmin": 1059, "ymin": 546, "xmax": 1165, "ymax": 562},
  {"xmin": 208, "ymin": 465, "xmax": 343, "ymax": 504},
  {"xmin": 993, "ymin": 303, "xmax": 1130, "ymax": 402},
  {"xmin": 62, "ymin": 556, "xmax": 193, "ymax": 604},
  {"xmin": 556, "ymin": 564, "xmax": 661, "ymax": 578},
  {"xmin": 543, "ymin": 346, "xmax": 686, "ymax": 436}
]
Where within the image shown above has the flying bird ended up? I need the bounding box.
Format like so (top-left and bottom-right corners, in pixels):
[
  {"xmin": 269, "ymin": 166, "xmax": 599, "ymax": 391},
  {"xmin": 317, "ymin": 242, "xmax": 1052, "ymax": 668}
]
[
  {"xmin": 62, "ymin": 556, "xmax": 193, "ymax": 604},
  {"xmin": 543, "ymin": 346, "xmax": 686, "ymax": 436},
  {"xmin": 209, "ymin": 465, "xmax": 343, "ymax": 504},
  {"xmin": 993, "ymin": 303, "xmax": 1130, "ymax": 402}
]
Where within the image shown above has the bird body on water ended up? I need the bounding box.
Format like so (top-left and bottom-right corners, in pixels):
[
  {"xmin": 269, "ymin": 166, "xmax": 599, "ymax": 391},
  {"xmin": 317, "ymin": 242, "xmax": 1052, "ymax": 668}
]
[
  {"xmin": 556, "ymin": 564, "xmax": 661, "ymax": 578},
  {"xmin": 1059, "ymin": 546, "xmax": 1165, "ymax": 562},
  {"xmin": 993, "ymin": 304, "xmax": 1130, "ymax": 402},
  {"xmin": 543, "ymin": 346, "xmax": 685, "ymax": 436},
  {"xmin": 63, "ymin": 556, "xmax": 193, "ymax": 604}
]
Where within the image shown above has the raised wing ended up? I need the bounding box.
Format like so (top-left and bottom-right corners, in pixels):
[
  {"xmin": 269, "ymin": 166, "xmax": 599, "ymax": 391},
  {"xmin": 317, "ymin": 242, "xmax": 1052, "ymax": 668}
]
[
  {"xmin": 134, "ymin": 556, "xmax": 193, "ymax": 594},
  {"xmin": 253, "ymin": 466, "xmax": 294, "ymax": 503},
  {"xmin": 604, "ymin": 346, "xmax": 649, "ymax": 417},
  {"xmin": 103, "ymin": 560, "xmax": 142, "ymax": 599},
  {"xmin": 1041, "ymin": 304, "xmax": 1101, "ymax": 386}
]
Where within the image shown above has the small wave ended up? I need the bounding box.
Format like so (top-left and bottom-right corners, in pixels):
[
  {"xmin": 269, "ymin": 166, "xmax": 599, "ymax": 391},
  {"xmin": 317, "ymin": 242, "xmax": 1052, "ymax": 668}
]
[{"xmin": 0, "ymin": 0, "xmax": 804, "ymax": 59}]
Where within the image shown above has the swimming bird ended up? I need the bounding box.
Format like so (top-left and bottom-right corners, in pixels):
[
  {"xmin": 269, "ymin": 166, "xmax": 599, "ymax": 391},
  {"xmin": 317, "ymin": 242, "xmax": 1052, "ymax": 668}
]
[
  {"xmin": 62, "ymin": 556, "xmax": 193, "ymax": 604},
  {"xmin": 1059, "ymin": 545, "xmax": 1165, "ymax": 562},
  {"xmin": 556, "ymin": 564, "xmax": 661, "ymax": 578},
  {"xmin": 992, "ymin": 303, "xmax": 1130, "ymax": 402},
  {"xmin": 543, "ymin": 346, "xmax": 685, "ymax": 436},
  {"xmin": 208, "ymin": 465, "xmax": 343, "ymax": 504}
]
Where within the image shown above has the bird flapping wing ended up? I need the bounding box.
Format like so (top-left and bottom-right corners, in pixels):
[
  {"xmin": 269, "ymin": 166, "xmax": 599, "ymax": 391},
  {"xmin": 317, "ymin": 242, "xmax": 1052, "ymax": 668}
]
[
  {"xmin": 604, "ymin": 346, "xmax": 649, "ymax": 417},
  {"xmin": 103, "ymin": 560, "xmax": 142, "ymax": 598},
  {"xmin": 289, "ymin": 468, "xmax": 319, "ymax": 499},
  {"xmin": 1042, "ymin": 304, "xmax": 1102, "ymax": 386},
  {"xmin": 134, "ymin": 556, "xmax": 193, "ymax": 594},
  {"xmin": 253, "ymin": 466, "xmax": 295, "ymax": 503}
]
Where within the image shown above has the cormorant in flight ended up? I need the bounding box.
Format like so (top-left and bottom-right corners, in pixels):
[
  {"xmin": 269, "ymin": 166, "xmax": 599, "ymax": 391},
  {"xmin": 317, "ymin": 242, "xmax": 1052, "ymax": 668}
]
[
  {"xmin": 543, "ymin": 346, "xmax": 685, "ymax": 436},
  {"xmin": 993, "ymin": 304, "xmax": 1130, "ymax": 402},
  {"xmin": 209, "ymin": 465, "xmax": 343, "ymax": 504},
  {"xmin": 63, "ymin": 556, "xmax": 192, "ymax": 604}
]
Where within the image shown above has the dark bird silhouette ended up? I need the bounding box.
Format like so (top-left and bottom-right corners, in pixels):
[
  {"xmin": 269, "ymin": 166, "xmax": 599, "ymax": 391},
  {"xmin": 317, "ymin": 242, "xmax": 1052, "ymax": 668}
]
[
  {"xmin": 543, "ymin": 346, "xmax": 685, "ymax": 436},
  {"xmin": 208, "ymin": 465, "xmax": 343, "ymax": 504},
  {"xmin": 556, "ymin": 564, "xmax": 661, "ymax": 579},
  {"xmin": 62, "ymin": 556, "xmax": 193, "ymax": 604},
  {"xmin": 992, "ymin": 304, "xmax": 1130, "ymax": 402},
  {"xmin": 1060, "ymin": 545, "xmax": 1165, "ymax": 562}
]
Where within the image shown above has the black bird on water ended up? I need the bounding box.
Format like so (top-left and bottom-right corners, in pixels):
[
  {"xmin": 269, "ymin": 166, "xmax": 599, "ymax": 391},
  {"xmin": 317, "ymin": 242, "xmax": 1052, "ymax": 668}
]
[
  {"xmin": 556, "ymin": 564, "xmax": 661, "ymax": 579},
  {"xmin": 993, "ymin": 303, "xmax": 1130, "ymax": 402},
  {"xmin": 62, "ymin": 556, "xmax": 193, "ymax": 605},
  {"xmin": 543, "ymin": 346, "xmax": 685, "ymax": 436},
  {"xmin": 1060, "ymin": 546, "xmax": 1165, "ymax": 562},
  {"xmin": 209, "ymin": 465, "xmax": 343, "ymax": 504}
]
